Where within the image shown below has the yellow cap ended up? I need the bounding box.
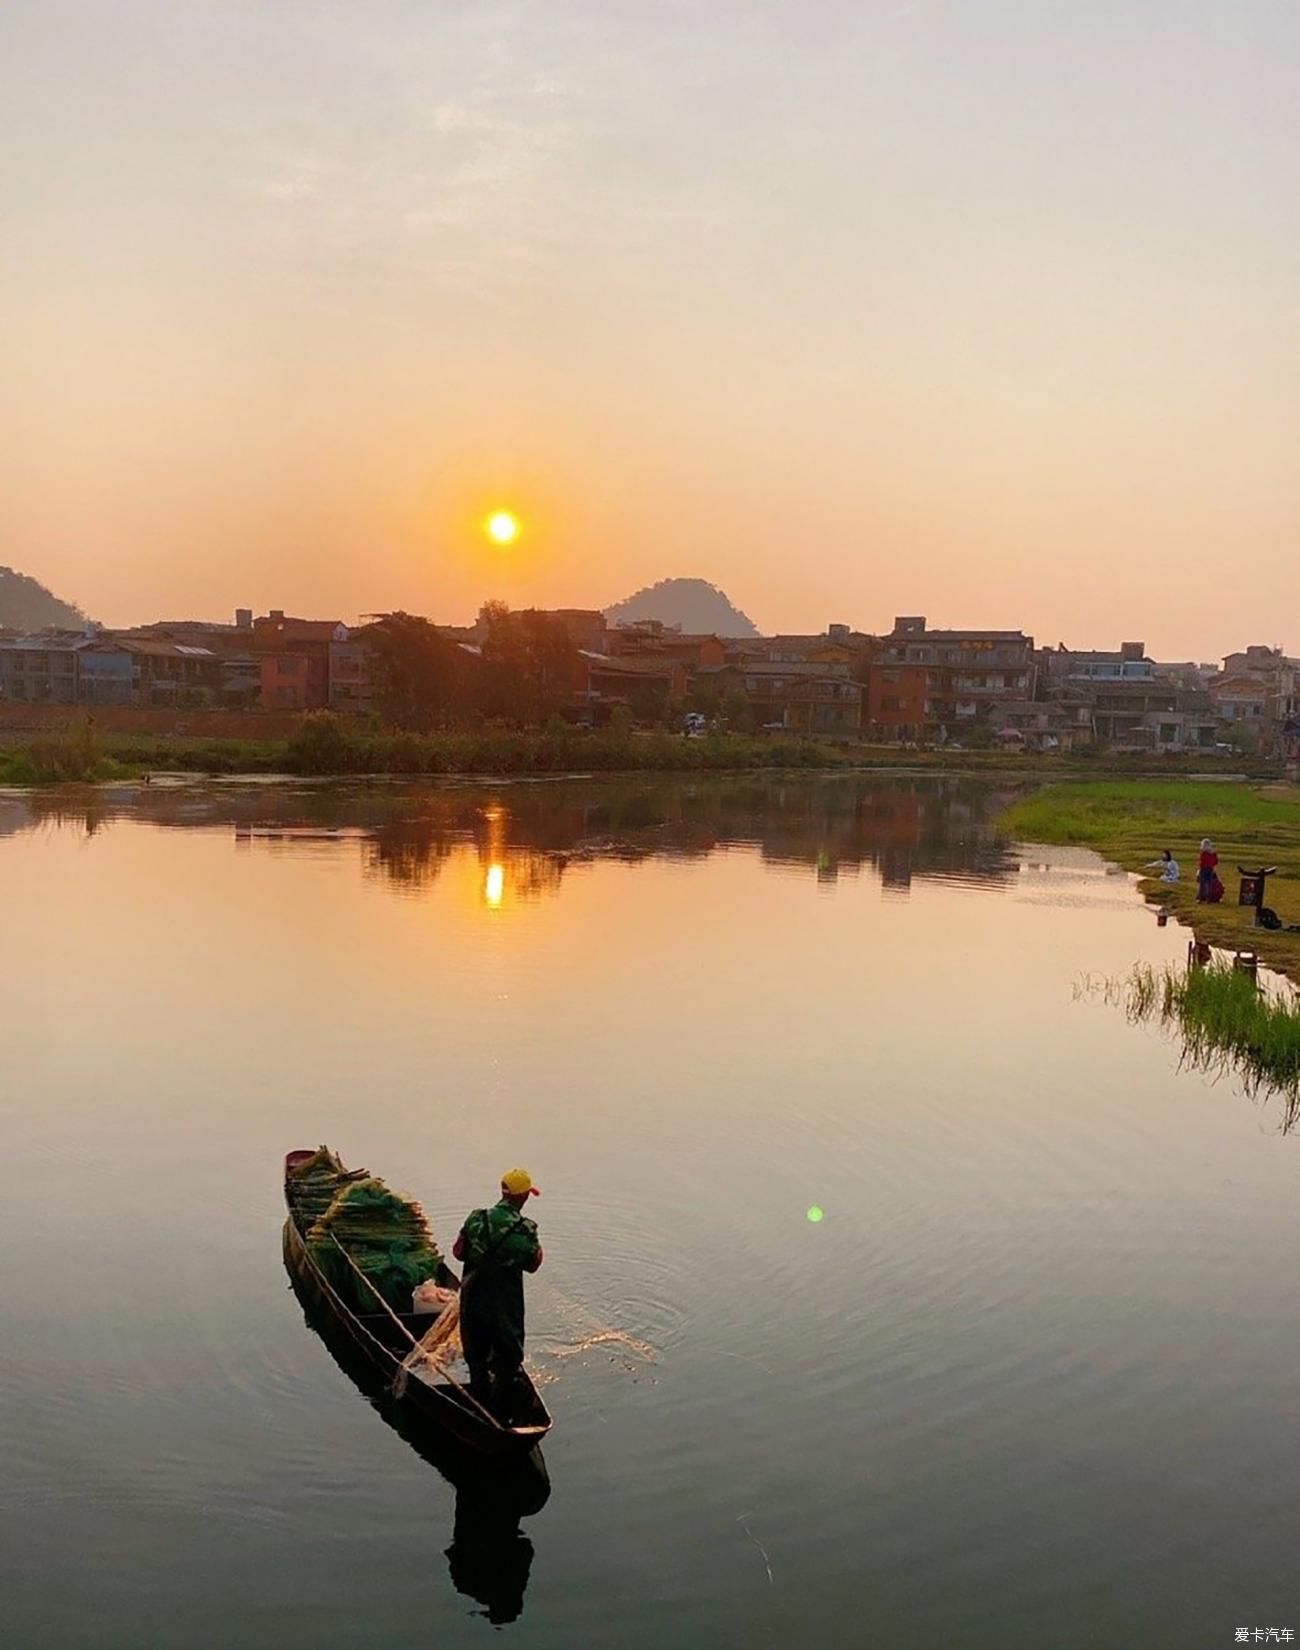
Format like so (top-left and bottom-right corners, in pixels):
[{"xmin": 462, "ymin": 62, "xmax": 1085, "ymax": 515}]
[{"xmin": 501, "ymin": 1167, "xmax": 540, "ymax": 1198}]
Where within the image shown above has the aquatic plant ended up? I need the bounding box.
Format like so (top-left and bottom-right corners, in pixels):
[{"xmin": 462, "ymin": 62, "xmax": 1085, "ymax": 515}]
[{"xmin": 1088, "ymin": 959, "xmax": 1300, "ymax": 1124}]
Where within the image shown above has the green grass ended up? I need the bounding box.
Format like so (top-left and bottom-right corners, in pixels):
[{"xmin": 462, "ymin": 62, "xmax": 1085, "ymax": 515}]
[
  {"xmin": 1002, "ymin": 779, "xmax": 1300, "ymax": 983},
  {"xmin": 0, "ymin": 719, "xmax": 842, "ymax": 781},
  {"xmin": 1002, "ymin": 779, "xmax": 1300, "ymax": 849},
  {"xmin": 0, "ymin": 725, "xmax": 130, "ymax": 785},
  {"xmin": 1096, "ymin": 959, "xmax": 1300, "ymax": 1118}
]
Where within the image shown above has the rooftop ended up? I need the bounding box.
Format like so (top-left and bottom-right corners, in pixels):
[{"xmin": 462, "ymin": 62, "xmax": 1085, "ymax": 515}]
[
  {"xmin": 0, "ymin": 633, "xmax": 93, "ymax": 652},
  {"xmin": 83, "ymin": 638, "xmax": 218, "ymax": 660},
  {"xmin": 580, "ymin": 651, "xmax": 681, "ymax": 676},
  {"xmin": 889, "ymin": 629, "xmax": 1031, "ymax": 643}
]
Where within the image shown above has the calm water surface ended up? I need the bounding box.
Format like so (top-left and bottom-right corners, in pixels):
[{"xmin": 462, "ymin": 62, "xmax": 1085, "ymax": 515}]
[{"xmin": 2, "ymin": 774, "xmax": 1297, "ymax": 1649}]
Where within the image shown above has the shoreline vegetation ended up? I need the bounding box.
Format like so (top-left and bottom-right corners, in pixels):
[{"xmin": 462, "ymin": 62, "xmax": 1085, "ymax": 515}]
[
  {"xmin": 0, "ymin": 714, "xmax": 1274, "ymax": 789},
  {"xmin": 0, "ymin": 718, "xmax": 836, "ymax": 786},
  {"xmin": 1083, "ymin": 960, "xmax": 1300, "ymax": 1119},
  {"xmin": 1001, "ymin": 780, "xmax": 1300, "ymax": 983}
]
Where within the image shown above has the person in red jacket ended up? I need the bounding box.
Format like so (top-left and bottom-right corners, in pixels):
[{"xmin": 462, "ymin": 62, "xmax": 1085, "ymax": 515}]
[{"xmin": 1197, "ymin": 838, "xmax": 1218, "ymax": 902}]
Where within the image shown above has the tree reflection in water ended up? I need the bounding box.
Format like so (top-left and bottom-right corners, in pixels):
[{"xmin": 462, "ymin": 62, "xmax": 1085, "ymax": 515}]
[{"xmin": 3, "ymin": 774, "xmax": 1023, "ymax": 902}]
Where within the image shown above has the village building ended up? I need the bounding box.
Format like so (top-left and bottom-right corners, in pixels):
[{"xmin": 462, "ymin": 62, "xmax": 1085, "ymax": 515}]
[
  {"xmin": 123, "ymin": 614, "xmax": 261, "ymax": 707},
  {"xmin": 607, "ymin": 621, "xmax": 728, "ymax": 672},
  {"xmin": 865, "ymin": 663, "xmax": 930, "ymax": 742},
  {"xmin": 76, "ymin": 638, "xmax": 224, "ymax": 707},
  {"xmin": 1210, "ymin": 646, "xmax": 1300, "ymax": 752},
  {"xmin": 699, "ymin": 659, "xmax": 862, "ymax": 733},
  {"xmin": 329, "ymin": 635, "xmax": 376, "ymax": 715},
  {"xmin": 0, "ymin": 633, "xmax": 89, "ymax": 703},
  {"xmin": 573, "ymin": 651, "xmax": 685, "ymax": 721},
  {"xmin": 251, "ymin": 613, "xmax": 348, "ymax": 710},
  {"xmin": 875, "ymin": 618, "xmax": 1036, "ymax": 736},
  {"xmin": 535, "ymin": 609, "xmax": 609, "ymax": 653},
  {"xmin": 993, "ymin": 701, "xmax": 1095, "ymax": 752}
]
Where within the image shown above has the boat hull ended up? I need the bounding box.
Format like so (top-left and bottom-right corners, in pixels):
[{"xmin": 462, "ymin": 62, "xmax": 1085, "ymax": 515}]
[{"xmin": 282, "ymin": 1154, "xmax": 552, "ymax": 1462}]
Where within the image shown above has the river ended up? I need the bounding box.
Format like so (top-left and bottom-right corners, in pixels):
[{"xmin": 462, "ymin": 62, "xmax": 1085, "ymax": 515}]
[{"xmin": 2, "ymin": 773, "xmax": 1297, "ymax": 1649}]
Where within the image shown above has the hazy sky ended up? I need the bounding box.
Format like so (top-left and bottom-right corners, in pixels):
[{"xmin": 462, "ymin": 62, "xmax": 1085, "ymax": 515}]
[{"xmin": 4, "ymin": 1, "xmax": 1298, "ymax": 654}]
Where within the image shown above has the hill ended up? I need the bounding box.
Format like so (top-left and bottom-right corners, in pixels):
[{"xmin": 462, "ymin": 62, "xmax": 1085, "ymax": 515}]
[
  {"xmin": 0, "ymin": 567, "xmax": 87, "ymax": 631},
  {"xmin": 605, "ymin": 578, "xmax": 760, "ymax": 638}
]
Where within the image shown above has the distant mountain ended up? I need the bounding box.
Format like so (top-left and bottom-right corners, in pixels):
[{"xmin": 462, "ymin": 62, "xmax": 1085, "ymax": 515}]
[
  {"xmin": 0, "ymin": 567, "xmax": 87, "ymax": 631},
  {"xmin": 605, "ymin": 578, "xmax": 760, "ymax": 638}
]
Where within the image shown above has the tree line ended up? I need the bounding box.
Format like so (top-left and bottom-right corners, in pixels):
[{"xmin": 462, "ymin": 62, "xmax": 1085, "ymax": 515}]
[{"xmin": 363, "ymin": 604, "xmax": 579, "ymax": 730}]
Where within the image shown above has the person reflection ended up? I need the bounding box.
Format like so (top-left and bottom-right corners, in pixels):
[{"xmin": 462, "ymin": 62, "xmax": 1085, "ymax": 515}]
[{"xmin": 445, "ymin": 1460, "xmax": 549, "ymax": 1626}]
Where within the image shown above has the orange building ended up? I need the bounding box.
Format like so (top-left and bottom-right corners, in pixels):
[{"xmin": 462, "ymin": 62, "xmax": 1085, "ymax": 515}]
[
  {"xmin": 252, "ymin": 613, "xmax": 348, "ymax": 709},
  {"xmin": 866, "ymin": 663, "xmax": 930, "ymax": 740}
]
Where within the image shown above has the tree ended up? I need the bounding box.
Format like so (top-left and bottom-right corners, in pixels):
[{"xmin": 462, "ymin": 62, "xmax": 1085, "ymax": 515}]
[
  {"xmin": 722, "ymin": 691, "xmax": 755, "ymax": 733},
  {"xmin": 478, "ymin": 604, "xmax": 577, "ymax": 724},
  {"xmin": 365, "ymin": 613, "xmax": 471, "ymax": 731}
]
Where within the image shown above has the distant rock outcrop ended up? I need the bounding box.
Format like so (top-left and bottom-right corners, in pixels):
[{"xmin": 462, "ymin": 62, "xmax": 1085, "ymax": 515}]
[
  {"xmin": 605, "ymin": 578, "xmax": 760, "ymax": 638},
  {"xmin": 0, "ymin": 567, "xmax": 87, "ymax": 631}
]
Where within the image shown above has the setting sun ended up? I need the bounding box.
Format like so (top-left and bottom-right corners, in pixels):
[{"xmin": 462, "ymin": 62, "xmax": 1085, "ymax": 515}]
[{"xmin": 485, "ymin": 510, "xmax": 520, "ymax": 546}]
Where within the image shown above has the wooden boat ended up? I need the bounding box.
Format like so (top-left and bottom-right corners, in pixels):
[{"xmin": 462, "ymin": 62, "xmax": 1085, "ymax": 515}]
[{"xmin": 282, "ymin": 1148, "xmax": 552, "ymax": 1461}]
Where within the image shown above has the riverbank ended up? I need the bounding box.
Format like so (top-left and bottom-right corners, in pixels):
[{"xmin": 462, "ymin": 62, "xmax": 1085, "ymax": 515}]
[
  {"xmin": 1002, "ymin": 780, "xmax": 1300, "ymax": 980},
  {"xmin": 0, "ymin": 714, "xmax": 1273, "ymax": 787},
  {"xmin": 0, "ymin": 721, "xmax": 845, "ymax": 784}
]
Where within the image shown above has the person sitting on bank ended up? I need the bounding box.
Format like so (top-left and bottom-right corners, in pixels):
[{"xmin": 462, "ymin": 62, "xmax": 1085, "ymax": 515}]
[
  {"xmin": 1197, "ymin": 838, "xmax": 1219, "ymax": 902},
  {"xmin": 1144, "ymin": 849, "xmax": 1180, "ymax": 883},
  {"xmin": 453, "ymin": 1169, "xmax": 544, "ymax": 1420}
]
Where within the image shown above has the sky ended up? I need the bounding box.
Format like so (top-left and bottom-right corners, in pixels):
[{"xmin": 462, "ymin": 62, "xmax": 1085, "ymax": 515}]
[{"xmin": 2, "ymin": 0, "xmax": 1298, "ymax": 657}]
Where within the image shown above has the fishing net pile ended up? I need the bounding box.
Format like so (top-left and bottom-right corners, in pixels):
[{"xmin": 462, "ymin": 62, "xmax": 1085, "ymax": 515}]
[
  {"xmin": 289, "ymin": 1147, "xmax": 444, "ymax": 1313},
  {"xmin": 286, "ymin": 1146, "xmax": 361, "ymax": 1225}
]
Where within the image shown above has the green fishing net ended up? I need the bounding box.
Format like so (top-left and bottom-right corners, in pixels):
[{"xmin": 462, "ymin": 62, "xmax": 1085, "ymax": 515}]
[{"xmin": 302, "ymin": 1168, "xmax": 444, "ymax": 1313}]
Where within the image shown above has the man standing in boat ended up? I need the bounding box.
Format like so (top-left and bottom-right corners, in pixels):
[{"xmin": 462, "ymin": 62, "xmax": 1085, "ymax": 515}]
[{"xmin": 453, "ymin": 1169, "xmax": 544, "ymax": 1420}]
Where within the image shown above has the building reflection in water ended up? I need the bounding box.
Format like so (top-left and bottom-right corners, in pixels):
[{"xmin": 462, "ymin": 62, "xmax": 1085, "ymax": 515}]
[{"xmin": 6, "ymin": 774, "xmax": 1023, "ymax": 901}]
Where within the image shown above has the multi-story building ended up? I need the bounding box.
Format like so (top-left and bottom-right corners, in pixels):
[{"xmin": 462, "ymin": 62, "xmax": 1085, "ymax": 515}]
[
  {"xmin": 251, "ymin": 613, "xmax": 348, "ymax": 710},
  {"xmin": 699, "ymin": 659, "xmax": 862, "ymax": 733},
  {"xmin": 994, "ymin": 701, "xmax": 1095, "ymax": 751},
  {"xmin": 866, "ymin": 663, "xmax": 930, "ymax": 741},
  {"xmin": 1039, "ymin": 641, "xmax": 1219, "ymax": 749},
  {"xmin": 77, "ymin": 639, "xmax": 223, "ymax": 706},
  {"xmin": 757, "ymin": 628, "xmax": 872, "ymax": 669},
  {"xmin": 1040, "ymin": 641, "xmax": 1153, "ymax": 687},
  {"xmin": 606, "ymin": 620, "xmax": 728, "ymax": 673},
  {"xmin": 123, "ymin": 613, "xmax": 260, "ymax": 706},
  {"xmin": 1211, "ymin": 646, "xmax": 1300, "ymax": 751},
  {"xmin": 0, "ymin": 633, "xmax": 88, "ymax": 703},
  {"xmin": 875, "ymin": 618, "xmax": 1035, "ymax": 736},
  {"xmin": 573, "ymin": 651, "xmax": 686, "ymax": 721},
  {"xmin": 329, "ymin": 634, "xmax": 376, "ymax": 715},
  {"xmin": 780, "ymin": 674, "xmax": 863, "ymax": 735}
]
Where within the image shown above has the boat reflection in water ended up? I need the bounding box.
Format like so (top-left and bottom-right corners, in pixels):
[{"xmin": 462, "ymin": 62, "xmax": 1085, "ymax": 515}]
[{"xmin": 284, "ymin": 1250, "xmax": 551, "ymax": 1626}]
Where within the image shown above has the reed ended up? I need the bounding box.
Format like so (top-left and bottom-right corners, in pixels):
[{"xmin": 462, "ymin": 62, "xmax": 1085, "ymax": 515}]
[
  {"xmin": 0, "ymin": 721, "xmax": 127, "ymax": 784},
  {"xmin": 1108, "ymin": 959, "xmax": 1300, "ymax": 1119}
]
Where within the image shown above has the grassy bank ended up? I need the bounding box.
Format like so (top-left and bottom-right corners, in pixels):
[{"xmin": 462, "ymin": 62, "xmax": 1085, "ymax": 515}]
[
  {"xmin": 0, "ymin": 725, "xmax": 131, "ymax": 784},
  {"xmin": 1002, "ymin": 779, "xmax": 1300, "ymax": 980},
  {"xmin": 1, "ymin": 714, "xmax": 1269, "ymax": 785},
  {"xmin": 1098, "ymin": 959, "xmax": 1300, "ymax": 1116},
  {"xmin": 0, "ymin": 718, "xmax": 842, "ymax": 783}
]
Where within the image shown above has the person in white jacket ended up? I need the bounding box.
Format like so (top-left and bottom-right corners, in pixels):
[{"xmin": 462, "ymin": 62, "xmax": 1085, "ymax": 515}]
[{"xmin": 1144, "ymin": 849, "xmax": 1180, "ymax": 883}]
